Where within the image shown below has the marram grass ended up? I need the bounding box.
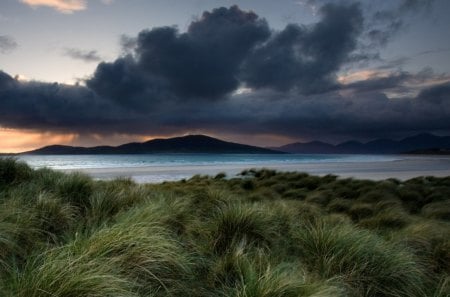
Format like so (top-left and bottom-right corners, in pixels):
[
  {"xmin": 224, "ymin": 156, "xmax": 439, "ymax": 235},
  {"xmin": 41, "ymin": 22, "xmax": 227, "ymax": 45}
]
[
  {"xmin": 292, "ymin": 220, "xmax": 427, "ymax": 296},
  {"xmin": 0, "ymin": 158, "xmax": 449, "ymax": 297},
  {"xmin": 3, "ymin": 249, "xmax": 135, "ymax": 297}
]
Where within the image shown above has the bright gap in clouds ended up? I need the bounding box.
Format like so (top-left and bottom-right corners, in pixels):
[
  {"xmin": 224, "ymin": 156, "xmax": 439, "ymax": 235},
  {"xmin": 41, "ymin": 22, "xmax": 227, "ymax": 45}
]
[
  {"xmin": 0, "ymin": 128, "xmax": 77, "ymax": 153},
  {"xmin": 0, "ymin": 127, "xmax": 173, "ymax": 153},
  {"xmin": 20, "ymin": 0, "xmax": 87, "ymax": 14}
]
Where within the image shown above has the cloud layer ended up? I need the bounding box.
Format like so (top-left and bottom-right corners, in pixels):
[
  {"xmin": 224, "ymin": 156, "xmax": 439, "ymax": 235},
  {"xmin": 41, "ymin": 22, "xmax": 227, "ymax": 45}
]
[
  {"xmin": 20, "ymin": 0, "xmax": 86, "ymax": 14},
  {"xmin": 1, "ymin": 3, "xmax": 449, "ymax": 144}
]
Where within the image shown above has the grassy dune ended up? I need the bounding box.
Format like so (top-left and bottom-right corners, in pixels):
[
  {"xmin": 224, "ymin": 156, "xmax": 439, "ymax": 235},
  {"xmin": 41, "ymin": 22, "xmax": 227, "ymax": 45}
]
[{"xmin": 0, "ymin": 158, "xmax": 449, "ymax": 296}]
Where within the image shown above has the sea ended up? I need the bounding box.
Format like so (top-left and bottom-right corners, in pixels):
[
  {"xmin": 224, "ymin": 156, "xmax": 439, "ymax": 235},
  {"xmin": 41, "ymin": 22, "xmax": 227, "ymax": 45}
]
[
  {"xmin": 15, "ymin": 153, "xmax": 418, "ymax": 183},
  {"xmin": 18, "ymin": 154, "xmax": 401, "ymax": 170}
]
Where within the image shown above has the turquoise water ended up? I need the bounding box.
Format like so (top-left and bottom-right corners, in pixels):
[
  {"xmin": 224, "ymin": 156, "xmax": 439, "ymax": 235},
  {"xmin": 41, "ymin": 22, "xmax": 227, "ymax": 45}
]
[
  {"xmin": 18, "ymin": 154, "xmax": 402, "ymax": 170},
  {"xmin": 16, "ymin": 154, "xmax": 450, "ymax": 183}
]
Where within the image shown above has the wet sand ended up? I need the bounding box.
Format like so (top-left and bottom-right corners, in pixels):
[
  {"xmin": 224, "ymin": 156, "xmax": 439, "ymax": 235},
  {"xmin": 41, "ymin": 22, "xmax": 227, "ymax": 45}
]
[{"xmin": 63, "ymin": 155, "xmax": 450, "ymax": 183}]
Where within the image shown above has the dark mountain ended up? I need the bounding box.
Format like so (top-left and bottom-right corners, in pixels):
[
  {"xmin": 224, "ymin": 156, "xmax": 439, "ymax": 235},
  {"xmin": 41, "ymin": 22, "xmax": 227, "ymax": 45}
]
[
  {"xmin": 277, "ymin": 141, "xmax": 335, "ymax": 154},
  {"xmin": 27, "ymin": 145, "xmax": 114, "ymax": 155},
  {"xmin": 335, "ymin": 140, "xmax": 365, "ymax": 154},
  {"xmin": 276, "ymin": 133, "xmax": 450, "ymax": 154},
  {"xmin": 23, "ymin": 135, "xmax": 283, "ymax": 155}
]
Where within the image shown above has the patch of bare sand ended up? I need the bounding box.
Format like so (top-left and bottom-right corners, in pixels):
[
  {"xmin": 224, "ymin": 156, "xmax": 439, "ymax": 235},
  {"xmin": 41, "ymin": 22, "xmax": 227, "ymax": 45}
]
[{"xmin": 62, "ymin": 156, "xmax": 450, "ymax": 183}]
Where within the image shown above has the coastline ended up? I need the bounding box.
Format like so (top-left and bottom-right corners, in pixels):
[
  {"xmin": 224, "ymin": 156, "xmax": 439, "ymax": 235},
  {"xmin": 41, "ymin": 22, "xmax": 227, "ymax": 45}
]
[{"xmin": 60, "ymin": 155, "xmax": 450, "ymax": 183}]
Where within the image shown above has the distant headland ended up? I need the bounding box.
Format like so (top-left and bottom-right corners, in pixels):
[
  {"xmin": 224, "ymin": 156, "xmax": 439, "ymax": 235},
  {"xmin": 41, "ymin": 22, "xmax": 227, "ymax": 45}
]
[
  {"xmin": 22, "ymin": 135, "xmax": 283, "ymax": 155},
  {"xmin": 19, "ymin": 133, "xmax": 450, "ymax": 155}
]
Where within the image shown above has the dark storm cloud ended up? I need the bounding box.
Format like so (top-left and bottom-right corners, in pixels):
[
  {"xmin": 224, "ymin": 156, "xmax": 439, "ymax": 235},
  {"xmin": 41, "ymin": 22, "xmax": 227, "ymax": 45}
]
[
  {"xmin": 1, "ymin": 71, "xmax": 450, "ymax": 142},
  {"xmin": 88, "ymin": 5, "xmax": 270, "ymax": 105},
  {"xmin": 63, "ymin": 48, "xmax": 102, "ymax": 62},
  {"xmin": 0, "ymin": 70, "xmax": 130, "ymax": 133},
  {"xmin": 227, "ymin": 84, "xmax": 450, "ymax": 140},
  {"xmin": 1, "ymin": 4, "xmax": 450, "ymax": 142},
  {"xmin": 0, "ymin": 35, "xmax": 18, "ymax": 54},
  {"xmin": 301, "ymin": 0, "xmax": 437, "ymax": 47},
  {"xmin": 417, "ymin": 82, "xmax": 450, "ymax": 104},
  {"xmin": 138, "ymin": 6, "xmax": 269, "ymax": 98},
  {"xmin": 87, "ymin": 55, "xmax": 174, "ymax": 110},
  {"xmin": 241, "ymin": 3, "xmax": 363, "ymax": 94},
  {"xmin": 132, "ymin": 81, "xmax": 450, "ymax": 141},
  {"xmin": 87, "ymin": 3, "xmax": 365, "ymax": 108}
]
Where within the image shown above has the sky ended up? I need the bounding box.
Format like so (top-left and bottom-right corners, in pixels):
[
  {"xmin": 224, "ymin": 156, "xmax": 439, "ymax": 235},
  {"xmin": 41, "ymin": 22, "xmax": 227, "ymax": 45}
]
[{"xmin": 0, "ymin": 0, "xmax": 450, "ymax": 152}]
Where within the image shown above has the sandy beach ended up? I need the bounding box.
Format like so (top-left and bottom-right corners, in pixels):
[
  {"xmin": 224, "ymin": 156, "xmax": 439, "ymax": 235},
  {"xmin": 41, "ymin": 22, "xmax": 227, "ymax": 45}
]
[{"xmin": 62, "ymin": 155, "xmax": 450, "ymax": 183}]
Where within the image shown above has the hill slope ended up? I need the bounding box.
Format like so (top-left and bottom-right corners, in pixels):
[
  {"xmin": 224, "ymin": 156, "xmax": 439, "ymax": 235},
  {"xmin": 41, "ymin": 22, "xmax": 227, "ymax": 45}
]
[
  {"xmin": 23, "ymin": 135, "xmax": 283, "ymax": 155},
  {"xmin": 277, "ymin": 133, "xmax": 450, "ymax": 154}
]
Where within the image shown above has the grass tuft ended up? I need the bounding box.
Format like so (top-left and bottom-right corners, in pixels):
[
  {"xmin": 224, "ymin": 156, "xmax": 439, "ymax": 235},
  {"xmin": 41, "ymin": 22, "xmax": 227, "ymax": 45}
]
[
  {"xmin": 0, "ymin": 158, "xmax": 32, "ymax": 187},
  {"xmin": 208, "ymin": 203, "xmax": 274, "ymax": 255},
  {"xmin": 292, "ymin": 220, "xmax": 427, "ymax": 296},
  {"xmin": 56, "ymin": 172, "xmax": 93, "ymax": 209},
  {"xmin": 4, "ymin": 248, "xmax": 135, "ymax": 297},
  {"xmin": 421, "ymin": 201, "xmax": 450, "ymax": 221}
]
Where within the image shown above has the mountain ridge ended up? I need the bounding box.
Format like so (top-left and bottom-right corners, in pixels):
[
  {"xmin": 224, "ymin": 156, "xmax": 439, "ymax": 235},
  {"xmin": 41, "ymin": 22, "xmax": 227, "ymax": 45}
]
[
  {"xmin": 22, "ymin": 135, "xmax": 283, "ymax": 155},
  {"xmin": 20, "ymin": 133, "xmax": 450, "ymax": 155},
  {"xmin": 276, "ymin": 133, "xmax": 450, "ymax": 154}
]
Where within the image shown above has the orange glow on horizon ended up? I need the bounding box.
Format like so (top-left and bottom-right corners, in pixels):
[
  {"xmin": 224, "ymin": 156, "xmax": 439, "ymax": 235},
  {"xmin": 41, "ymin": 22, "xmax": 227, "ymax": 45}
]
[
  {"xmin": 0, "ymin": 128, "xmax": 177, "ymax": 153},
  {"xmin": 0, "ymin": 128, "xmax": 298, "ymax": 153},
  {"xmin": 0, "ymin": 128, "xmax": 77, "ymax": 153}
]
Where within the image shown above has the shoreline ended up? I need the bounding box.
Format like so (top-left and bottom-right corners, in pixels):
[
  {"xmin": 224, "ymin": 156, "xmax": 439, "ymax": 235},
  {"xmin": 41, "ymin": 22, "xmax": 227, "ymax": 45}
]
[{"xmin": 60, "ymin": 156, "xmax": 450, "ymax": 183}]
